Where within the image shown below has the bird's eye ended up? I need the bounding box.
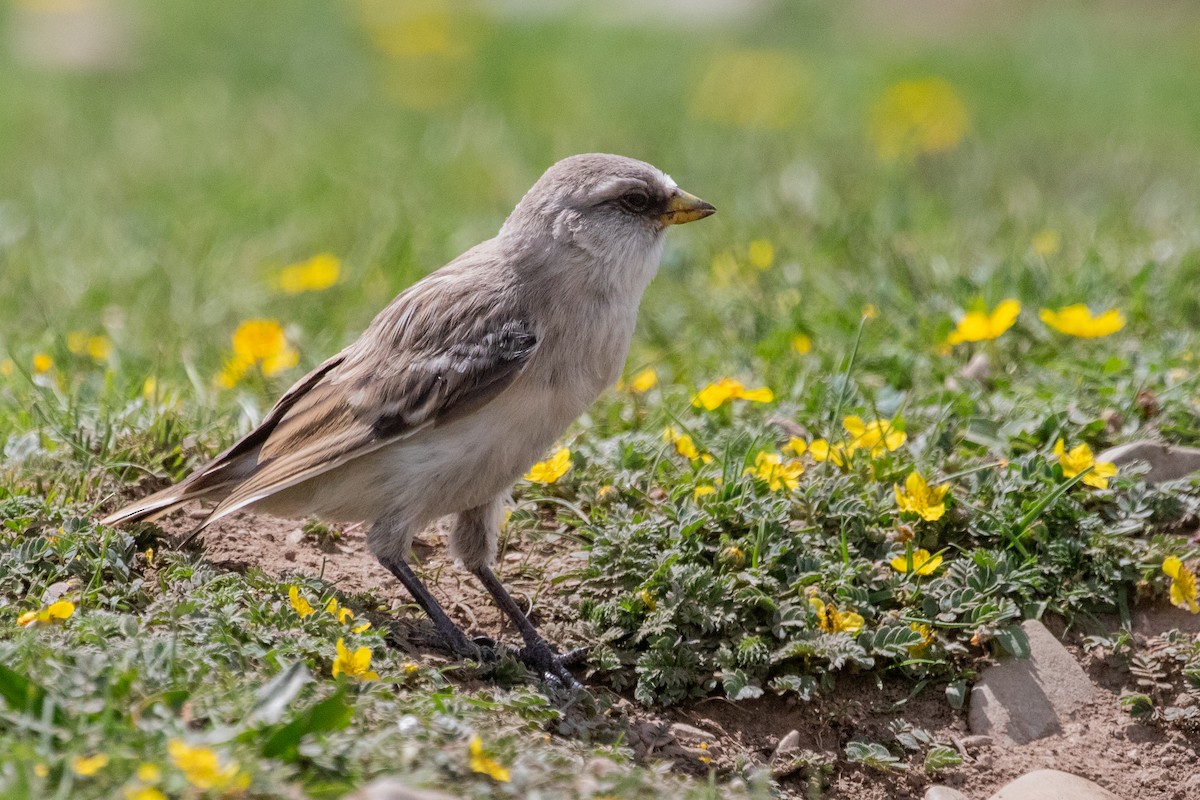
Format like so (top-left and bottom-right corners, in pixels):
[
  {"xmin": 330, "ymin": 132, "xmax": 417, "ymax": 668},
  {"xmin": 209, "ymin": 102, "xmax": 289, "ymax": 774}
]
[{"xmin": 620, "ymin": 190, "xmax": 651, "ymax": 213}]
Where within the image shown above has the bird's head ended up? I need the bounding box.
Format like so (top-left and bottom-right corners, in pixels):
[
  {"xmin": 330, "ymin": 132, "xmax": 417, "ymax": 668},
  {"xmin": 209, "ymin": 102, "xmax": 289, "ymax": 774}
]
[{"xmin": 501, "ymin": 154, "xmax": 715, "ymax": 278}]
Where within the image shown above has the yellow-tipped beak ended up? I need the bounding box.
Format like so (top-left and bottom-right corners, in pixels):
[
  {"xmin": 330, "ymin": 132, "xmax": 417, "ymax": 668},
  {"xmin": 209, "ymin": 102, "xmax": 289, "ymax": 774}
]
[{"xmin": 660, "ymin": 190, "xmax": 716, "ymax": 225}]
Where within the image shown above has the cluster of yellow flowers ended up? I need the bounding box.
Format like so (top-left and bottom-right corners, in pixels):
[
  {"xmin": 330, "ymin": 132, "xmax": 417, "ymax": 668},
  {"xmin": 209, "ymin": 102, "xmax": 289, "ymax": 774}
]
[
  {"xmin": 64, "ymin": 740, "xmax": 247, "ymax": 795},
  {"xmin": 288, "ymin": 585, "xmax": 372, "ymax": 632},
  {"xmin": 66, "ymin": 331, "xmax": 112, "ymax": 362},
  {"xmin": 945, "ymin": 299, "xmax": 1126, "ymax": 347}
]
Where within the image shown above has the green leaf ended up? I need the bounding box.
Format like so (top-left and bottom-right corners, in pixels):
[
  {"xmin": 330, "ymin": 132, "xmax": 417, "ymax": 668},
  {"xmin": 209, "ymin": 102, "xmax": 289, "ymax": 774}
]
[
  {"xmin": 248, "ymin": 662, "xmax": 313, "ymax": 726},
  {"xmin": 945, "ymin": 679, "xmax": 967, "ymax": 709},
  {"xmin": 260, "ymin": 689, "xmax": 354, "ymax": 761},
  {"xmin": 859, "ymin": 624, "xmax": 925, "ymax": 658},
  {"xmin": 0, "ymin": 662, "xmax": 65, "ymax": 725},
  {"xmin": 924, "ymin": 745, "xmax": 962, "ymax": 773},
  {"xmin": 844, "ymin": 740, "xmax": 901, "ymax": 771}
]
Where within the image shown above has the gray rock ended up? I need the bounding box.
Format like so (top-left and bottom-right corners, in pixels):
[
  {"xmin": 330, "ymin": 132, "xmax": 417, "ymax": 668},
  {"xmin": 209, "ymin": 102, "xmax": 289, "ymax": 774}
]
[
  {"xmin": 968, "ymin": 620, "xmax": 1096, "ymax": 746},
  {"xmin": 958, "ymin": 734, "xmax": 992, "ymax": 752},
  {"xmin": 987, "ymin": 769, "xmax": 1121, "ymax": 800},
  {"xmin": 1097, "ymin": 441, "xmax": 1200, "ymax": 483},
  {"xmin": 344, "ymin": 779, "xmax": 460, "ymax": 800},
  {"xmin": 772, "ymin": 729, "xmax": 801, "ymax": 759},
  {"xmin": 925, "ymin": 787, "xmax": 971, "ymax": 800}
]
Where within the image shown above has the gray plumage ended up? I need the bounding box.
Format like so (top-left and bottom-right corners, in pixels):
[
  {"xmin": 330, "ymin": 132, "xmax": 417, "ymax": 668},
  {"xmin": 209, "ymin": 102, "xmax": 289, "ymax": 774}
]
[{"xmin": 103, "ymin": 153, "xmax": 714, "ymax": 686}]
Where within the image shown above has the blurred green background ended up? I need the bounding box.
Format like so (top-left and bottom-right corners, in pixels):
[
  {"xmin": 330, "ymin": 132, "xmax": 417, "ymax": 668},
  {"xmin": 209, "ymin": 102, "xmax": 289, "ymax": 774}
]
[{"xmin": 2, "ymin": 0, "xmax": 1200, "ymax": 413}]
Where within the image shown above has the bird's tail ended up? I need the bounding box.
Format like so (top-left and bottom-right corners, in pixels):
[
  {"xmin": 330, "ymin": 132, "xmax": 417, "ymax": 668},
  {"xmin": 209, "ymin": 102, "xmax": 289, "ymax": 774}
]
[{"xmin": 100, "ymin": 482, "xmax": 214, "ymax": 527}]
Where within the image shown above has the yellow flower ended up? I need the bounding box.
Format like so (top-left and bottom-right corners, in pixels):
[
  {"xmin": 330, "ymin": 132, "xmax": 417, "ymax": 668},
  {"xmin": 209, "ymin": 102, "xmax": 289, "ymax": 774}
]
[
  {"xmin": 524, "ymin": 447, "xmax": 571, "ymax": 484},
  {"xmin": 332, "ymin": 638, "xmax": 380, "ymax": 681},
  {"xmin": 692, "ymin": 377, "xmax": 774, "ymax": 410},
  {"xmin": 1039, "ymin": 305, "xmax": 1125, "ymax": 338},
  {"xmin": 325, "ymin": 597, "xmax": 355, "ymax": 624},
  {"xmin": 288, "ymin": 586, "xmax": 314, "ymax": 619},
  {"xmin": 17, "ymin": 599, "xmax": 75, "ymax": 627},
  {"xmin": 861, "ymin": 303, "xmax": 879, "ymax": 321},
  {"xmin": 890, "ymin": 548, "xmax": 943, "ymax": 576},
  {"xmin": 946, "ymin": 299, "xmax": 1021, "ymax": 346},
  {"xmin": 1163, "ymin": 556, "xmax": 1199, "ymax": 614},
  {"xmin": 809, "ymin": 439, "xmax": 849, "ymax": 467},
  {"xmin": 141, "ymin": 377, "xmax": 157, "ymax": 399},
  {"xmin": 627, "ymin": 367, "xmax": 658, "ymax": 394},
  {"xmin": 894, "ymin": 472, "xmax": 950, "ymax": 522},
  {"xmin": 747, "ymin": 239, "xmax": 775, "ymax": 269},
  {"xmin": 663, "ymin": 427, "xmax": 711, "ymax": 463},
  {"xmin": 144, "ymin": 547, "xmax": 155, "ymax": 567},
  {"xmin": 909, "ymin": 622, "xmax": 935, "ymax": 655},
  {"xmin": 843, "ymin": 416, "xmax": 906, "ymax": 457},
  {"xmin": 1031, "ymin": 229, "xmax": 1061, "ymax": 257},
  {"xmin": 783, "ymin": 437, "xmax": 807, "ymax": 457},
  {"xmin": 135, "ymin": 763, "xmax": 161, "ymax": 783},
  {"xmin": 693, "ymin": 485, "xmax": 716, "ymax": 500},
  {"xmin": 217, "ymin": 319, "xmax": 299, "ymax": 388},
  {"xmin": 274, "ymin": 252, "xmax": 341, "ymax": 294},
  {"xmin": 32, "ymin": 353, "xmax": 53, "ymax": 373},
  {"xmin": 70, "ymin": 754, "xmax": 108, "ymax": 776},
  {"xmin": 809, "ymin": 597, "xmax": 864, "ymax": 634},
  {"xmin": 638, "ymin": 589, "xmax": 657, "ymax": 610},
  {"xmin": 870, "ymin": 77, "xmax": 968, "ymax": 162},
  {"xmin": 690, "ymin": 49, "xmax": 808, "ymax": 130},
  {"xmin": 33, "ymin": 763, "xmax": 48, "ymax": 777},
  {"xmin": 124, "ymin": 787, "xmax": 167, "ymax": 800},
  {"xmin": 168, "ymin": 740, "xmax": 246, "ymax": 791},
  {"xmin": 790, "ymin": 333, "xmax": 812, "ymax": 355},
  {"xmin": 468, "ymin": 735, "xmax": 511, "ymax": 782},
  {"xmin": 352, "ymin": 621, "xmax": 373, "ymax": 634},
  {"xmin": 744, "ymin": 451, "xmax": 803, "ymax": 492},
  {"xmin": 1053, "ymin": 439, "xmax": 1118, "ymax": 489},
  {"xmin": 0, "ymin": 359, "xmax": 13, "ymax": 377}
]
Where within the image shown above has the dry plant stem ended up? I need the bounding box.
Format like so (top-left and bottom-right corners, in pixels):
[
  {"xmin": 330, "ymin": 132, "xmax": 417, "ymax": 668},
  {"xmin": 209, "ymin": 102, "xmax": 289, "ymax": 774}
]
[{"xmin": 376, "ymin": 552, "xmax": 479, "ymax": 659}]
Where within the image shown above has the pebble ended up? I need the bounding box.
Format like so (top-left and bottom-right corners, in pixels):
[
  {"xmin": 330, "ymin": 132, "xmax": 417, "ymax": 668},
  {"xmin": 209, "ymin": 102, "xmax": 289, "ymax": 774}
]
[
  {"xmin": 925, "ymin": 788, "xmax": 970, "ymax": 800},
  {"xmin": 772, "ymin": 729, "xmax": 801, "ymax": 759}
]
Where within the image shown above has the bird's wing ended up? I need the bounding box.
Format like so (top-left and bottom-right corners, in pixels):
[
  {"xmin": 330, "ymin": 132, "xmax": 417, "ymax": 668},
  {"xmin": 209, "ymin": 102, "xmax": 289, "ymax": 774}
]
[{"xmin": 203, "ymin": 277, "xmax": 537, "ymax": 524}]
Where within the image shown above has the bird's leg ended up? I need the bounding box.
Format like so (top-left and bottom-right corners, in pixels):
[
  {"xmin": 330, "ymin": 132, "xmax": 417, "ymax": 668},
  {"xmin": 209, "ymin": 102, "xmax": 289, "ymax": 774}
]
[
  {"xmin": 473, "ymin": 564, "xmax": 585, "ymax": 691},
  {"xmin": 375, "ymin": 551, "xmax": 481, "ymax": 660}
]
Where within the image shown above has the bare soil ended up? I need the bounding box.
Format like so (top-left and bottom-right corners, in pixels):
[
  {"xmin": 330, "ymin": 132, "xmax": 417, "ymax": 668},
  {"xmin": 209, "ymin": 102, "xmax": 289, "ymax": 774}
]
[{"xmin": 157, "ymin": 510, "xmax": 1200, "ymax": 800}]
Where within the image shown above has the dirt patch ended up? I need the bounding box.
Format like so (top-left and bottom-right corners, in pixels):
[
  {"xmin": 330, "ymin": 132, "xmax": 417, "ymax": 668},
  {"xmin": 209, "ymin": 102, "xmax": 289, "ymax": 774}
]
[{"xmin": 156, "ymin": 509, "xmax": 1199, "ymax": 800}]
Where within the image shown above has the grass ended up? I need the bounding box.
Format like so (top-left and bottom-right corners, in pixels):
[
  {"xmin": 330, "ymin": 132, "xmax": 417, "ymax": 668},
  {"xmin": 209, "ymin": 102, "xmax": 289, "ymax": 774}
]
[{"xmin": 3, "ymin": 1, "xmax": 1200, "ymax": 797}]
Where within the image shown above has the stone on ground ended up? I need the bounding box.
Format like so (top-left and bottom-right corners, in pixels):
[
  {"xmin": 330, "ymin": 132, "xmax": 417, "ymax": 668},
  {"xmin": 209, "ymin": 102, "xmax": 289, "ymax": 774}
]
[
  {"xmin": 968, "ymin": 620, "xmax": 1096, "ymax": 745},
  {"xmin": 987, "ymin": 769, "xmax": 1122, "ymax": 799},
  {"xmin": 1098, "ymin": 441, "xmax": 1200, "ymax": 483},
  {"xmin": 345, "ymin": 778, "xmax": 460, "ymax": 800},
  {"xmin": 925, "ymin": 786, "xmax": 971, "ymax": 800}
]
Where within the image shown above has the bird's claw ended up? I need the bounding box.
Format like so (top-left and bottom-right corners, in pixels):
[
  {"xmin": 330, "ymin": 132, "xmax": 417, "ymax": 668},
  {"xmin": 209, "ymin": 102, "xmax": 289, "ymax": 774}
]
[{"xmin": 517, "ymin": 640, "xmax": 585, "ymax": 692}]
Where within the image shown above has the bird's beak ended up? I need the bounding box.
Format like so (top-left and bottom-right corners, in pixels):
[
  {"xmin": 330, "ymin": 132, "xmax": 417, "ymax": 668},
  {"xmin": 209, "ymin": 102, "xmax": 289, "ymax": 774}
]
[{"xmin": 660, "ymin": 190, "xmax": 716, "ymax": 225}]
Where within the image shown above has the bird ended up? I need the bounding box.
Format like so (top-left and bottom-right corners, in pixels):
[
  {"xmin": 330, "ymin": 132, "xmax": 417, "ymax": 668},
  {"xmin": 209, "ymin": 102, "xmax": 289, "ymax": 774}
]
[{"xmin": 102, "ymin": 153, "xmax": 715, "ymax": 689}]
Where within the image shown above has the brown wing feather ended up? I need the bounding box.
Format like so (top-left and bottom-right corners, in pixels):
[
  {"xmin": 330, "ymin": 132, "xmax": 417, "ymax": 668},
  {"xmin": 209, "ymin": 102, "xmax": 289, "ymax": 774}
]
[{"xmin": 201, "ymin": 270, "xmax": 538, "ymax": 524}]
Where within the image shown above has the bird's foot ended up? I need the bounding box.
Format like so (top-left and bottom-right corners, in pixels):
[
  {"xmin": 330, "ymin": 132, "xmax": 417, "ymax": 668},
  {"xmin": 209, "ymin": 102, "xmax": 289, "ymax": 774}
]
[{"xmin": 517, "ymin": 638, "xmax": 586, "ymax": 692}]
